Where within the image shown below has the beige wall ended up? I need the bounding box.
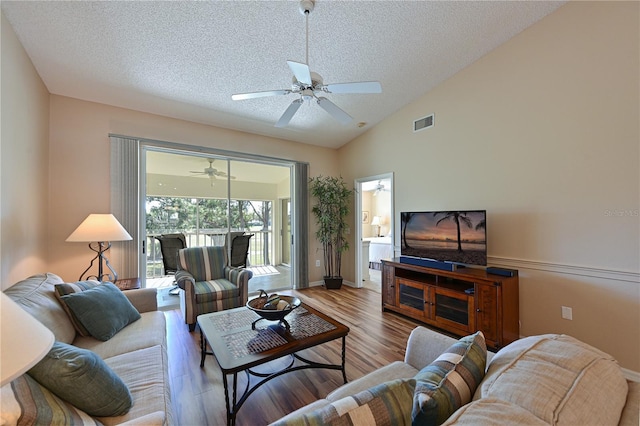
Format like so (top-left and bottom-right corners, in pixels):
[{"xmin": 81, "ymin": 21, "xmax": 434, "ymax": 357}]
[
  {"xmin": 339, "ymin": 1, "xmax": 639, "ymax": 371},
  {"xmin": 0, "ymin": 12, "xmax": 50, "ymax": 287},
  {"xmin": 47, "ymin": 95, "xmax": 337, "ymax": 284}
]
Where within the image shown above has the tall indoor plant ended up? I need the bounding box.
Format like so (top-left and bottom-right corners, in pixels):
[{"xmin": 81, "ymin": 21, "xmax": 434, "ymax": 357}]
[{"xmin": 309, "ymin": 175, "xmax": 353, "ymax": 289}]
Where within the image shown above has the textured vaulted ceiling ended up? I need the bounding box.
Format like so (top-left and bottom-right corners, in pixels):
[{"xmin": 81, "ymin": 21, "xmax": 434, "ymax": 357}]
[{"xmin": 2, "ymin": 1, "xmax": 565, "ymax": 149}]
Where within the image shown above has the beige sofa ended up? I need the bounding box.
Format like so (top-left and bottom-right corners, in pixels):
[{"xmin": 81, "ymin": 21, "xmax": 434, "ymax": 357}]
[
  {"xmin": 2, "ymin": 273, "xmax": 173, "ymax": 425},
  {"xmin": 275, "ymin": 326, "xmax": 639, "ymax": 425}
]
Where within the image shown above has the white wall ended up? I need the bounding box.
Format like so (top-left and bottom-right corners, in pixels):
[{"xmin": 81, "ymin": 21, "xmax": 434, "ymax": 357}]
[{"xmin": 339, "ymin": 1, "xmax": 639, "ymax": 371}]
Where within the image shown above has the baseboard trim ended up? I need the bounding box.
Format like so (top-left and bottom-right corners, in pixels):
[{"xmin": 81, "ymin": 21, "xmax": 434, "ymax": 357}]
[
  {"xmin": 488, "ymin": 256, "xmax": 639, "ymax": 283},
  {"xmin": 622, "ymin": 367, "xmax": 640, "ymax": 382}
]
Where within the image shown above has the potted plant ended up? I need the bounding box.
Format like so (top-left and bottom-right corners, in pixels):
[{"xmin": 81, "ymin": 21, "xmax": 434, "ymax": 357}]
[{"xmin": 309, "ymin": 175, "xmax": 353, "ymax": 289}]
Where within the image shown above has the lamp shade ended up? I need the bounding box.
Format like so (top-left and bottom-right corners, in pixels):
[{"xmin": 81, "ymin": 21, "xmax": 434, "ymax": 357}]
[
  {"xmin": 371, "ymin": 216, "xmax": 381, "ymax": 226},
  {"xmin": 1, "ymin": 292, "xmax": 55, "ymax": 386},
  {"xmin": 66, "ymin": 214, "xmax": 132, "ymax": 242}
]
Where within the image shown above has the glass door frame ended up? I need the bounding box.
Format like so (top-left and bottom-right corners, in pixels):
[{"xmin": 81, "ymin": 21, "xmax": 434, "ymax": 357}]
[{"xmin": 138, "ymin": 142, "xmax": 297, "ymax": 290}]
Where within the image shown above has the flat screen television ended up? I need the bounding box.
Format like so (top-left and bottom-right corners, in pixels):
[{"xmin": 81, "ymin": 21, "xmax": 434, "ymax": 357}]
[{"xmin": 400, "ymin": 210, "xmax": 487, "ymax": 266}]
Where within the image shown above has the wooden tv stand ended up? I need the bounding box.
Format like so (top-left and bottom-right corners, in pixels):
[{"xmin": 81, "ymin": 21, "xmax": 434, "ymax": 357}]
[{"xmin": 381, "ymin": 258, "xmax": 519, "ymax": 349}]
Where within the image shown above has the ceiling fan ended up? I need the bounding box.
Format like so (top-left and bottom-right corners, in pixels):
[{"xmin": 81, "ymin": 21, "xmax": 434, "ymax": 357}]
[
  {"xmin": 373, "ymin": 180, "xmax": 389, "ymax": 196},
  {"xmin": 231, "ymin": 0, "xmax": 382, "ymax": 128},
  {"xmin": 189, "ymin": 159, "xmax": 235, "ymax": 186}
]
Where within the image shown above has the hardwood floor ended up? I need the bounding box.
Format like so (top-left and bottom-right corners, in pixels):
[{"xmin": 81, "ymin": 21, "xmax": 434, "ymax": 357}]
[{"xmin": 165, "ymin": 285, "xmax": 423, "ymax": 425}]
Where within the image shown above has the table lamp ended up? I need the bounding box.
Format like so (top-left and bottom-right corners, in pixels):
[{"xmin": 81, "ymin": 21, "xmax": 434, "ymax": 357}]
[
  {"xmin": 66, "ymin": 213, "xmax": 132, "ymax": 283},
  {"xmin": 1, "ymin": 292, "xmax": 55, "ymax": 386},
  {"xmin": 371, "ymin": 215, "xmax": 381, "ymax": 237}
]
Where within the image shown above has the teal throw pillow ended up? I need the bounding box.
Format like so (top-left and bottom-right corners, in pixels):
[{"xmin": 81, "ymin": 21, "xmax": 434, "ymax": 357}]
[
  {"xmin": 27, "ymin": 341, "xmax": 132, "ymax": 417},
  {"xmin": 59, "ymin": 282, "xmax": 141, "ymax": 341},
  {"xmin": 412, "ymin": 331, "xmax": 487, "ymax": 426},
  {"xmin": 54, "ymin": 280, "xmax": 102, "ymax": 336}
]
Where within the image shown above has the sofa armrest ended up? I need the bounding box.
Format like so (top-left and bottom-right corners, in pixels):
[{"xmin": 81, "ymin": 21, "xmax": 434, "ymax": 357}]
[
  {"xmin": 123, "ymin": 288, "xmax": 157, "ymax": 313},
  {"xmin": 175, "ymin": 270, "xmax": 195, "ymax": 290},
  {"xmin": 225, "ymin": 267, "xmax": 253, "ymax": 304},
  {"xmin": 404, "ymin": 326, "xmax": 458, "ymax": 370}
]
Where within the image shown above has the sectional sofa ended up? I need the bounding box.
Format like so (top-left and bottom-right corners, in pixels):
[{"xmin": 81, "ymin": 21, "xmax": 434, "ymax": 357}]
[
  {"xmin": 2, "ymin": 273, "xmax": 172, "ymax": 425},
  {"xmin": 274, "ymin": 326, "xmax": 639, "ymax": 425}
]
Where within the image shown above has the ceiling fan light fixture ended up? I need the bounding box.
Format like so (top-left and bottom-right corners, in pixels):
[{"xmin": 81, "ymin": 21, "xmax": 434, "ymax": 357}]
[
  {"xmin": 302, "ymin": 89, "xmax": 314, "ymax": 101},
  {"xmin": 230, "ymin": 0, "xmax": 381, "ymax": 128}
]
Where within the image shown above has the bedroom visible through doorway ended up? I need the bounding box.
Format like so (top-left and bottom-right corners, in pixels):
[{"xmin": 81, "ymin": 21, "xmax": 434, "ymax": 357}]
[{"xmin": 355, "ymin": 174, "xmax": 393, "ymax": 291}]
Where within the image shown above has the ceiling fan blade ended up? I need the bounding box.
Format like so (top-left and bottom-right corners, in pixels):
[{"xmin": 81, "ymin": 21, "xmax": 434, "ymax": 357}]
[
  {"xmin": 324, "ymin": 81, "xmax": 382, "ymax": 94},
  {"xmin": 317, "ymin": 97, "xmax": 353, "ymax": 125},
  {"xmin": 287, "ymin": 61, "xmax": 312, "ymax": 86},
  {"xmin": 232, "ymin": 90, "xmax": 290, "ymax": 101},
  {"xmin": 275, "ymin": 99, "xmax": 303, "ymax": 128}
]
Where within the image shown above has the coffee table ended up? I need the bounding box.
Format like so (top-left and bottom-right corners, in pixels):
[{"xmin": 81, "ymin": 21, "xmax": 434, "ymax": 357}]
[{"xmin": 197, "ymin": 302, "xmax": 350, "ymax": 426}]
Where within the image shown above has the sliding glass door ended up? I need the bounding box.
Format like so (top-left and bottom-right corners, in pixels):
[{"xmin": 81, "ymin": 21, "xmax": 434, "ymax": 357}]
[{"xmin": 143, "ymin": 148, "xmax": 293, "ymax": 292}]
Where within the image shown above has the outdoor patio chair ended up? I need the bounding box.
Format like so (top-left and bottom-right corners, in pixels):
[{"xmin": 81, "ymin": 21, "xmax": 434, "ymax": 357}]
[
  {"xmin": 230, "ymin": 233, "xmax": 253, "ymax": 268},
  {"xmin": 155, "ymin": 233, "xmax": 187, "ymax": 275},
  {"xmin": 155, "ymin": 233, "xmax": 187, "ymax": 295},
  {"xmin": 175, "ymin": 246, "xmax": 253, "ymax": 331}
]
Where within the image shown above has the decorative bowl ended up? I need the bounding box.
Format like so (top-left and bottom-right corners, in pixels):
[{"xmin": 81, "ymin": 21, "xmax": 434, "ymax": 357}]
[{"xmin": 246, "ymin": 289, "xmax": 301, "ymax": 322}]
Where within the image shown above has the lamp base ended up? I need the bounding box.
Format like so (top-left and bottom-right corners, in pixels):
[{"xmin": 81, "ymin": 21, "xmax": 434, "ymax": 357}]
[{"xmin": 78, "ymin": 241, "xmax": 119, "ymax": 283}]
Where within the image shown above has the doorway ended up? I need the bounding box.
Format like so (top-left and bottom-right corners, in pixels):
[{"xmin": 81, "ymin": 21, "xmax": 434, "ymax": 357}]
[{"xmin": 355, "ymin": 173, "xmax": 394, "ymax": 291}]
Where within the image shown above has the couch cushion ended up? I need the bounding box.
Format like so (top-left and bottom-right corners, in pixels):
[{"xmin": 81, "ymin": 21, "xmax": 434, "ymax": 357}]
[
  {"xmin": 412, "ymin": 331, "xmax": 487, "ymax": 426},
  {"xmin": 442, "ymin": 397, "xmax": 548, "ymax": 425},
  {"xmin": 99, "ymin": 345, "xmax": 172, "ymax": 426},
  {"xmin": 178, "ymin": 246, "xmax": 226, "ymax": 281},
  {"xmin": 328, "ymin": 361, "xmax": 420, "ymax": 402},
  {"xmin": 74, "ymin": 311, "xmax": 166, "ymax": 359},
  {"xmin": 476, "ymin": 334, "xmax": 628, "ymax": 425},
  {"xmin": 27, "ymin": 342, "xmax": 132, "ymax": 417},
  {"xmin": 0, "ymin": 374, "xmax": 102, "ymax": 425},
  {"xmin": 272, "ymin": 378, "xmax": 415, "ymax": 426},
  {"xmin": 59, "ymin": 283, "xmax": 141, "ymax": 341},
  {"xmin": 3, "ymin": 272, "xmax": 77, "ymax": 343},
  {"xmin": 195, "ymin": 279, "xmax": 239, "ymax": 302},
  {"xmin": 54, "ymin": 280, "xmax": 101, "ymax": 336}
]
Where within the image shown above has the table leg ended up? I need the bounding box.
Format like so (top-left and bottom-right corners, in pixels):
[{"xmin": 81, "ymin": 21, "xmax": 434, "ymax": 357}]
[
  {"xmin": 222, "ymin": 372, "xmax": 240, "ymax": 426},
  {"xmin": 222, "ymin": 373, "xmax": 233, "ymax": 426},
  {"xmin": 341, "ymin": 335, "xmax": 348, "ymax": 384},
  {"xmin": 200, "ymin": 329, "xmax": 206, "ymax": 368}
]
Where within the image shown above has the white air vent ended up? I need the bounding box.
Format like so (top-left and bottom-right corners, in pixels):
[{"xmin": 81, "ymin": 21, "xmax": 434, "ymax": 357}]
[{"xmin": 413, "ymin": 114, "xmax": 434, "ymax": 132}]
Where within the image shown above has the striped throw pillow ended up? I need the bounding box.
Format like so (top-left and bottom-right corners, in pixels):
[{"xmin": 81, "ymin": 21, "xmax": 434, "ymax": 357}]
[
  {"xmin": 412, "ymin": 331, "xmax": 487, "ymax": 426},
  {"xmin": 274, "ymin": 378, "xmax": 416, "ymax": 426},
  {"xmin": 0, "ymin": 374, "xmax": 102, "ymax": 426}
]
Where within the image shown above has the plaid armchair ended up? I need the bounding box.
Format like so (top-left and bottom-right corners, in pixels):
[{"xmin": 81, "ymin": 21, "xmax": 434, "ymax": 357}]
[{"xmin": 175, "ymin": 246, "xmax": 253, "ymax": 331}]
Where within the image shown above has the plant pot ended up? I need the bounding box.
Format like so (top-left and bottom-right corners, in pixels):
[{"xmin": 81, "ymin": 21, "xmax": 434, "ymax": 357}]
[{"xmin": 324, "ymin": 277, "xmax": 343, "ymax": 290}]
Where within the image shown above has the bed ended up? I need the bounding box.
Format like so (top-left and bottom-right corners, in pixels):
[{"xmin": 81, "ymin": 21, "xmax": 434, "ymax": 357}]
[{"xmin": 363, "ymin": 236, "xmax": 394, "ymax": 269}]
